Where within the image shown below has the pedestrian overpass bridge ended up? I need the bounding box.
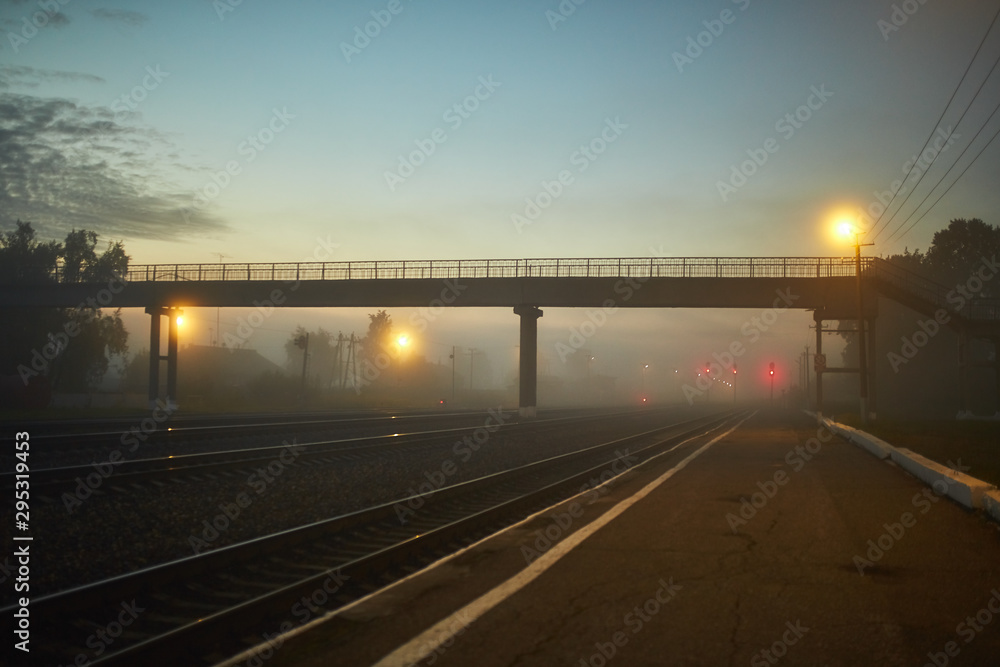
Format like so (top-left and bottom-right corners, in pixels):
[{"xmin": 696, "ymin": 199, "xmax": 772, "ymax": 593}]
[{"xmin": 4, "ymin": 256, "xmax": 999, "ymax": 416}]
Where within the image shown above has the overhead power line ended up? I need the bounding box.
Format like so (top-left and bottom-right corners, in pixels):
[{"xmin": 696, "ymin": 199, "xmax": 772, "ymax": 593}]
[
  {"xmin": 877, "ymin": 48, "xmax": 1000, "ymax": 245},
  {"xmin": 867, "ymin": 4, "xmax": 1000, "ymax": 245},
  {"xmin": 886, "ymin": 110, "xmax": 1000, "ymax": 246}
]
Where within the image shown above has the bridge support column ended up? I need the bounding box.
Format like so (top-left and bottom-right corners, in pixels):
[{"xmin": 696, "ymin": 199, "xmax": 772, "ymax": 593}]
[
  {"xmin": 992, "ymin": 338, "xmax": 1000, "ymax": 415},
  {"xmin": 957, "ymin": 330, "xmax": 968, "ymax": 416},
  {"xmin": 145, "ymin": 307, "xmax": 182, "ymax": 410},
  {"xmin": 514, "ymin": 306, "xmax": 543, "ymax": 419},
  {"xmin": 814, "ymin": 311, "xmax": 824, "ymax": 420},
  {"xmin": 167, "ymin": 310, "xmax": 179, "ymax": 408},
  {"xmin": 868, "ymin": 316, "xmax": 877, "ymax": 421},
  {"xmin": 146, "ymin": 307, "xmax": 160, "ymax": 410}
]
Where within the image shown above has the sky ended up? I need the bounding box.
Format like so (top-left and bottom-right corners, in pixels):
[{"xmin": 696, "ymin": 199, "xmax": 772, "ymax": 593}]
[{"xmin": 2, "ymin": 0, "xmax": 999, "ymax": 399}]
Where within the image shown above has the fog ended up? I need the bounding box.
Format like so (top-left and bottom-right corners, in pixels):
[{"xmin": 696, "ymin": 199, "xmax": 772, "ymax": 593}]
[{"xmin": 115, "ymin": 303, "xmax": 844, "ymax": 410}]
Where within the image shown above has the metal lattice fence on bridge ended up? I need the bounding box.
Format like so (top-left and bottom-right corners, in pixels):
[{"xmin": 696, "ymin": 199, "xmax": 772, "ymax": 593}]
[{"xmin": 116, "ymin": 257, "xmax": 864, "ymax": 283}]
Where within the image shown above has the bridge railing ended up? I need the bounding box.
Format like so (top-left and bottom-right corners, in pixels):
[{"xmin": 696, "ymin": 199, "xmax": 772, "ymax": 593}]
[
  {"xmin": 867, "ymin": 257, "xmax": 1000, "ymax": 322},
  {"xmin": 120, "ymin": 257, "xmax": 864, "ymax": 283},
  {"xmin": 867, "ymin": 257, "xmax": 952, "ymax": 309}
]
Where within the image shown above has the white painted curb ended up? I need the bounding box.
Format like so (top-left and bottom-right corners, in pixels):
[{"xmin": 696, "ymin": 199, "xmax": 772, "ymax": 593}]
[
  {"xmin": 984, "ymin": 490, "xmax": 1000, "ymax": 524},
  {"xmin": 888, "ymin": 447, "xmax": 996, "ymax": 510},
  {"xmin": 805, "ymin": 412, "xmax": 999, "ymax": 519},
  {"xmin": 817, "ymin": 417, "xmax": 894, "ymax": 460}
]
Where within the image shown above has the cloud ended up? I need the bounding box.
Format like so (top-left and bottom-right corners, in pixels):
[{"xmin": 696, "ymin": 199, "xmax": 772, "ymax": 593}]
[
  {"xmin": 0, "ymin": 66, "xmax": 105, "ymax": 89},
  {"xmin": 90, "ymin": 8, "xmax": 147, "ymax": 27},
  {"xmin": 0, "ymin": 1, "xmax": 69, "ymax": 29},
  {"xmin": 0, "ymin": 92, "xmax": 230, "ymax": 242}
]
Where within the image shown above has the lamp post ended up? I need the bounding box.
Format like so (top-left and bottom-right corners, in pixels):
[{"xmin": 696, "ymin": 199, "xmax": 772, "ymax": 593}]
[
  {"xmin": 854, "ymin": 233, "xmax": 874, "ymax": 424},
  {"xmin": 840, "ymin": 221, "xmax": 874, "ymax": 424},
  {"xmin": 395, "ymin": 333, "xmax": 410, "ymax": 386}
]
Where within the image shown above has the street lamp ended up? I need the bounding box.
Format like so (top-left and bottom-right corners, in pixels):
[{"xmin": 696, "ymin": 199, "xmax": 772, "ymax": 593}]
[
  {"xmin": 839, "ymin": 219, "xmax": 874, "ymax": 424},
  {"xmin": 641, "ymin": 363, "xmax": 648, "ymax": 394}
]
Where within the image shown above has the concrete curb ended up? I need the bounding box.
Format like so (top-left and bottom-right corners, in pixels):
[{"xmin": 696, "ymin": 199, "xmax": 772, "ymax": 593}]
[
  {"xmin": 806, "ymin": 412, "xmax": 1000, "ymax": 520},
  {"xmin": 819, "ymin": 418, "xmax": 895, "ymax": 460},
  {"xmin": 889, "ymin": 447, "xmax": 995, "ymax": 510},
  {"xmin": 984, "ymin": 490, "xmax": 1000, "ymax": 524}
]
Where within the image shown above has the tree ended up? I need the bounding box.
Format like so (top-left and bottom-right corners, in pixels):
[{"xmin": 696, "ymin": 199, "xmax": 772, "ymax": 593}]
[
  {"xmin": 0, "ymin": 222, "xmax": 130, "ymax": 393},
  {"xmin": 0, "ymin": 221, "xmax": 60, "ymax": 284},
  {"xmin": 922, "ymin": 218, "xmax": 1000, "ymax": 296},
  {"xmin": 360, "ymin": 310, "xmax": 394, "ymax": 366},
  {"xmin": 283, "ymin": 326, "xmax": 338, "ymax": 388},
  {"xmin": 835, "ymin": 217, "xmax": 999, "ymax": 415},
  {"xmin": 61, "ymin": 229, "xmax": 129, "ymax": 283}
]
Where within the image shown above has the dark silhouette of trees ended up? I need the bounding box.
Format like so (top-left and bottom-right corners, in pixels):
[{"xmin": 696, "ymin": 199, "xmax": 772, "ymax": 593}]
[
  {"xmin": 836, "ymin": 218, "xmax": 1000, "ymax": 416},
  {"xmin": 921, "ymin": 218, "xmax": 1000, "ymax": 296},
  {"xmin": 0, "ymin": 221, "xmax": 129, "ymax": 393},
  {"xmin": 283, "ymin": 326, "xmax": 338, "ymax": 388},
  {"xmin": 360, "ymin": 310, "xmax": 394, "ymax": 366}
]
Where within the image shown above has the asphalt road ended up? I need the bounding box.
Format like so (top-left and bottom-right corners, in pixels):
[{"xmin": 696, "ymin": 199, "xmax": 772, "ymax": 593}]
[{"xmin": 236, "ymin": 409, "xmax": 1000, "ymax": 667}]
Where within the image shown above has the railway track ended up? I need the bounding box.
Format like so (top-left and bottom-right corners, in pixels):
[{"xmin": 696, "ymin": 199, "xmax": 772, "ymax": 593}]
[
  {"xmin": 2, "ymin": 409, "xmax": 529, "ymax": 468},
  {"xmin": 9, "ymin": 409, "xmax": 745, "ymax": 666},
  {"xmin": 2, "ymin": 406, "xmax": 666, "ymax": 489}
]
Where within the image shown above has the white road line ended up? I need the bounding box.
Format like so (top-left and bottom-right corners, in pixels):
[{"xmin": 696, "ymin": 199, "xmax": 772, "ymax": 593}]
[{"xmin": 370, "ymin": 411, "xmax": 756, "ymax": 667}]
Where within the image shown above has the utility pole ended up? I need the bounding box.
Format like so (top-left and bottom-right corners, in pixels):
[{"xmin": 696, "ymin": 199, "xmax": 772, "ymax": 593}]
[
  {"xmin": 469, "ymin": 348, "xmax": 476, "ymax": 392},
  {"xmin": 804, "ymin": 345, "xmax": 810, "ymax": 409},
  {"xmin": 344, "ymin": 333, "xmax": 356, "ymax": 390},
  {"xmin": 854, "ymin": 234, "xmax": 874, "ymax": 424},
  {"xmin": 333, "ymin": 333, "xmax": 344, "ymax": 389},
  {"xmin": 450, "ymin": 345, "xmax": 456, "ymax": 401},
  {"xmin": 295, "ymin": 332, "xmax": 309, "ymax": 395}
]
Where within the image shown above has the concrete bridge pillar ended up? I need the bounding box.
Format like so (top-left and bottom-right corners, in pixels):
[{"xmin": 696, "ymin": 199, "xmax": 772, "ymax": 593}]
[
  {"xmin": 992, "ymin": 337, "xmax": 1000, "ymax": 415},
  {"xmin": 146, "ymin": 306, "xmax": 160, "ymax": 409},
  {"xmin": 514, "ymin": 306, "xmax": 543, "ymax": 419},
  {"xmin": 145, "ymin": 306, "xmax": 182, "ymax": 410},
  {"xmin": 814, "ymin": 310, "xmax": 824, "ymax": 420},
  {"xmin": 957, "ymin": 330, "xmax": 968, "ymax": 416},
  {"xmin": 865, "ymin": 316, "xmax": 876, "ymax": 420}
]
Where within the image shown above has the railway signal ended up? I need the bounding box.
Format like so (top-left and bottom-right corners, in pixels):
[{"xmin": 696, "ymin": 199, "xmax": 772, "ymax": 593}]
[
  {"xmin": 769, "ymin": 362, "xmax": 775, "ymax": 403},
  {"xmin": 732, "ymin": 365, "xmax": 737, "ymax": 406}
]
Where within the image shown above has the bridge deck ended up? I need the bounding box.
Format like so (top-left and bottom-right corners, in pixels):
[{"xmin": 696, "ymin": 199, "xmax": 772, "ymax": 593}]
[
  {"xmin": 3, "ymin": 256, "xmax": 998, "ymax": 324},
  {"xmin": 1, "ymin": 257, "xmax": 864, "ymax": 313}
]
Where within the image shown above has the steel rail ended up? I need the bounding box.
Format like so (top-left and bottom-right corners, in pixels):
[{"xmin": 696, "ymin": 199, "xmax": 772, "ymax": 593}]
[{"xmin": 14, "ymin": 410, "xmax": 741, "ymax": 666}]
